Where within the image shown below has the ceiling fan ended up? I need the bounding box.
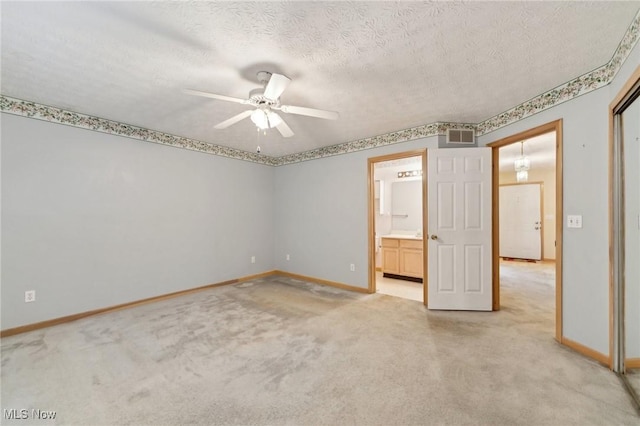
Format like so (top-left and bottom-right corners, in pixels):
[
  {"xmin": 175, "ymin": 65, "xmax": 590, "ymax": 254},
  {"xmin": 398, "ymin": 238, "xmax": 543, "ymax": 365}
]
[{"xmin": 183, "ymin": 71, "xmax": 339, "ymax": 138}]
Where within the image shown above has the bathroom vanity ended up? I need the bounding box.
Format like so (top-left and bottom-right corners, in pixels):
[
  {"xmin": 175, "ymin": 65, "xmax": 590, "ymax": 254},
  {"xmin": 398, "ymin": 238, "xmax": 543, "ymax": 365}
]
[{"xmin": 381, "ymin": 235, "xmax": 423, "ymax": 281}]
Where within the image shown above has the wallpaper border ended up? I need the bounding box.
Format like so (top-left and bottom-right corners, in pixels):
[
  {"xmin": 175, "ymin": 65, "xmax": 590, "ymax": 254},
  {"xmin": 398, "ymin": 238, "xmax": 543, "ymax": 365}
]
[
  {"xmin": 1, "ymin": 9, "xmax": 638, "ymax": 167},
  {"xmin": 0, "ymin": 96, "xmax": 280, "ymax": 166}
]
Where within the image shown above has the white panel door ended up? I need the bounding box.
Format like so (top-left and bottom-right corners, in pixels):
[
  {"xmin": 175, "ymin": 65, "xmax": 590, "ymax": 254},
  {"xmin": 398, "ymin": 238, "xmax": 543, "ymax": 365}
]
[
  {"xmin": 499, "ymin": 184, "xmax": 542, "ymax": 260},
  {"xmin": 427, "ymin": 148, "xmax": 492, "ymax": 311}
]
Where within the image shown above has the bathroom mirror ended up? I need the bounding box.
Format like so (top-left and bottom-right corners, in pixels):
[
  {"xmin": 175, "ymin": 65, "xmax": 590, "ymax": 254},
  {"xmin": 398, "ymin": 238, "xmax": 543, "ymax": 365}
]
[{"xmin": 391, "ymin": 180, "xmax": 422, "ymax": 231}]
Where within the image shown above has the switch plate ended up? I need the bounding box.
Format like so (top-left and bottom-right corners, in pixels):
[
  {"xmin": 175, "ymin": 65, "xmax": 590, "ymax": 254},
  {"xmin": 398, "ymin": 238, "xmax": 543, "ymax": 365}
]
[
  {"xmin": 251, "ymin": 256, "xmax": 256, "ymax": 264},
  {"xmin": 350, "ymin": 263, "xmax": 356, "ymax": 272},
  {"xmin": 286, "ymin": 254, "xmax": 290, "ymax": 261},
  {"xmin": 25, "ymin": 290, "xmax": 36, "ymax": 303},
  {"xmin": 567, "ymin": 215, "xmax": 583, "ymax": 228}
]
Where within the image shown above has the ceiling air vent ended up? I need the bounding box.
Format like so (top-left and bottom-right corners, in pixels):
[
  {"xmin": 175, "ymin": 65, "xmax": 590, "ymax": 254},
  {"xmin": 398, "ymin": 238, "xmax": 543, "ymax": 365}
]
[{"xmin": 447, "ymin": 129, "xmax": 475, "ymax": 145}]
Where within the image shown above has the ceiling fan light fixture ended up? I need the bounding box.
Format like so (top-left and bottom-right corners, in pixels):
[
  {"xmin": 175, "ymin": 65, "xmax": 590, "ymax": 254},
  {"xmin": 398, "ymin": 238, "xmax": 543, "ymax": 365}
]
[
  {"xmin": 186, "ymin": 71, "xmax": 337, "ymax": 137},
  {"xmin": 250, "ymin": 109, "xmax": 282, "ymax": 130},
  {"xmin": 269, "ymin": 112, "xmax": 283, "ymax": 128}
]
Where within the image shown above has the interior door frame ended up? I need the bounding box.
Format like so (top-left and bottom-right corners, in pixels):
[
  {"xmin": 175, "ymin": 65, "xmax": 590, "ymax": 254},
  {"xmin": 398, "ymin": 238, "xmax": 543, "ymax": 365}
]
[
  {"xmin": 487, "ymin": 119, "xmax": 563, "ymax": 342},
  {"xmin": 367, "ymin": 149, "xmax": 428, "ymax": 303},
  {"xmin": 609, "ymin": 65, "xmax": 640, "ymax": 372},
  {"xmin": 498, "ymin": 182, "xmax": 544, "ymax": 261}
]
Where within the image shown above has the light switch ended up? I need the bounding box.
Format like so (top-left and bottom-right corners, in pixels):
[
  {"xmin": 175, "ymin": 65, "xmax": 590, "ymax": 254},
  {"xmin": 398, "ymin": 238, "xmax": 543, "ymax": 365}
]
[{"xmin": 567, "ymin": 215, "xmax": 583, "ymax": 228}]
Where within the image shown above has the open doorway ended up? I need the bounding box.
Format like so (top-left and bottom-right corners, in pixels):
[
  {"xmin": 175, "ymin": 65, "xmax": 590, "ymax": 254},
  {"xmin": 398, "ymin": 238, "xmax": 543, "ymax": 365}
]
[
  {"xmin": 488, "ymin": 120, "xmax": 563, "ymax": 341},
  {"xmin": 368, "ymin": 150, "xmax": 427, "ymax": 303},
  {"xmin": 498, "ymin": 133, "xmax": 557, "ymax": 336}
]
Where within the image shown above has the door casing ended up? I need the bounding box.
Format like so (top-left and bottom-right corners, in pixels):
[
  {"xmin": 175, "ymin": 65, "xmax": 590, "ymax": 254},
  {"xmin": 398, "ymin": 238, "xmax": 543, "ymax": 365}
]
[
  {"xmin": 367, "ymin": 149, "xmax": 428, "ymax": 303},
  {"xmin": 487, "ymin": 120, "xmax": 563, "ymax": 342}
]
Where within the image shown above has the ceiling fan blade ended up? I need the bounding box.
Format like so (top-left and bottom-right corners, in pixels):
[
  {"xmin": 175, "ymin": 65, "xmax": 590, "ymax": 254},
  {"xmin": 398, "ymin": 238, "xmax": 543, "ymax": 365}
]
[
  {"xmin": 263, "ymin": 73, "xmax": 291, "ymax": 100},
  {"xmin": 276, "ymin": 120, "xmax": 294, "ymax": 138},
  {"xmin": 183, "ymin": 89, "xmax": 249, "ymax": 105},
  {"xmin": 280, "ymin": 104, "xmax": 339, "ymax": 120},
  {"xmin": 214, "ymin": 110, "xmax": 253, "ymax": 129}
]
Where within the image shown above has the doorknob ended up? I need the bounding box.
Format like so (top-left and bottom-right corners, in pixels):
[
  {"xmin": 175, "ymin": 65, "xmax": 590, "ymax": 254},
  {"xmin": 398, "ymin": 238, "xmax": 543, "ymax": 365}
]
[{"xmin": 430, "ymin": 235, "xmax": 438, "ymax": 240}]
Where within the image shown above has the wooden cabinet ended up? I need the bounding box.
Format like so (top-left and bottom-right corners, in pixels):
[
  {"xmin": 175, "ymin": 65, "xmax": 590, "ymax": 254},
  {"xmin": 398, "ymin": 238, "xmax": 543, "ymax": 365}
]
[
  {"xmin": 381, "ymin": 237, "xmax": 423, "ymax": 280},
  {"xmin": 399, "ymin": 239, "xmax": 423, "ymax": 278},
  {"xmin": 381, "ymin": 238, "xmax": 400, "ymax": 274}
]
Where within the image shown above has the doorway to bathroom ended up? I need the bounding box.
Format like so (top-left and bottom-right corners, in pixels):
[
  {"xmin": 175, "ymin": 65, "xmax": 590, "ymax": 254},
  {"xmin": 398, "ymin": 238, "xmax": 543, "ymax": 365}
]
[{"xmin": 367, "ymin": 150, "xmax": 427, "ymax": 303}]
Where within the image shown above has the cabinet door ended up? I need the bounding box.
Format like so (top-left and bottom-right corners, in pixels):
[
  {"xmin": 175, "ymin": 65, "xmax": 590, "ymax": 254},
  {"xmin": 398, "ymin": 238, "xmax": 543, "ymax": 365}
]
[
  {"xmin": 400, "ymin": 248, "xmax": 423, "ymax": 278},
  {"xmin": 382, "ymin": 247, "xmax": 400, "ymax": 274}
]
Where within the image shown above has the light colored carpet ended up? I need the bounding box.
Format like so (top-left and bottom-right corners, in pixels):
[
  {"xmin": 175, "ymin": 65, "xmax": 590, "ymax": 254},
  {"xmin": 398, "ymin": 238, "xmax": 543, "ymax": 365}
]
[
  {"xmin": 1, "ymin": 263, "xmax": 638, "ymax": 425},
  {"xmin": 627, "ymin": 368, "xmax": 640, "ymax": 403}
]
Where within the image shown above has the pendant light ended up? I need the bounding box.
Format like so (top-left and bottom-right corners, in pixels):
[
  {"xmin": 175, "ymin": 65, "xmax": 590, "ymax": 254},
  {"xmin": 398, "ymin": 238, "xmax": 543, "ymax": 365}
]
[{"xmin": 514, "ymin": 141, "xmax": 530, "ymax": 182}]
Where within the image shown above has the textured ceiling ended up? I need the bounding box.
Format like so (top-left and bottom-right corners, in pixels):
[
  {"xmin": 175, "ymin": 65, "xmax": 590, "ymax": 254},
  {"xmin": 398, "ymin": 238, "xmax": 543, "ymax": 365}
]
[{"xmin": 1, "ymin": 1, "xmax": 639, "ymax": 157}]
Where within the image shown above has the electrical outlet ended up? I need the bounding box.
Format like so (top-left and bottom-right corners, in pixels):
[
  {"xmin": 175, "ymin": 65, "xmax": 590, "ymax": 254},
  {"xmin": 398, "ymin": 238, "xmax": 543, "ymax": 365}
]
[
  {"xmin": 286, "ymin": 254, "xmax": 290, "ymax": 261},
  {"xmin": 251, "ymin": 256, "xmax": 256, "ymax": 264},
  {"xmin": 25, "ymin": 290, "xmax": 36, "ymax": 303},
  {"xmin": 350, "ymin": 263, "xmax": 356, "ymax": 272},
  {"xmin": 567, "ymin": 215, "xmax": 583, "ymax": 228}
]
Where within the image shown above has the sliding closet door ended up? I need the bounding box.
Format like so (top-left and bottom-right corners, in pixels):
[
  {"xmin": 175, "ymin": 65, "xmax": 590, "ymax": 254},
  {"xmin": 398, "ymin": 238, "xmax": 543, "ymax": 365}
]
[{"xmin": 622, "ymin": 93, "xmax": 640, "ymax": 369}]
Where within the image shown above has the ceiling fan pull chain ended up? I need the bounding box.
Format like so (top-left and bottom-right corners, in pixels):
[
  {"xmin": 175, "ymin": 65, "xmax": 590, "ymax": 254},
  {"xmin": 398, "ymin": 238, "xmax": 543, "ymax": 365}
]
[{"xmin": 256, "ymin": 124, "xmax": 262, "ymax": 154}]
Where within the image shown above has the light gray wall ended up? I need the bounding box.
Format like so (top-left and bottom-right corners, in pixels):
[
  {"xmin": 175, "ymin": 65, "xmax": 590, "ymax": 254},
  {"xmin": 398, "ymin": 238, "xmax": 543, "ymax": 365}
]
[
  {"xmin": 1, "ymin": 114, "xmax": 274, "ymax": 329},
  {"xmin": 273, "ymin": 138, "xmax": 437, "ymax": 287}
]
